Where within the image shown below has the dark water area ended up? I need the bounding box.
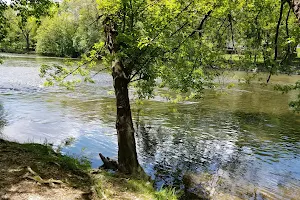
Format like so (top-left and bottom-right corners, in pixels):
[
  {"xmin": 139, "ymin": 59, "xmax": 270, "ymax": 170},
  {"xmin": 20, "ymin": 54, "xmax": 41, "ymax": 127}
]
[{"xmin": 0, "ymin": 53, "xmax": 300, "ymax": 199}]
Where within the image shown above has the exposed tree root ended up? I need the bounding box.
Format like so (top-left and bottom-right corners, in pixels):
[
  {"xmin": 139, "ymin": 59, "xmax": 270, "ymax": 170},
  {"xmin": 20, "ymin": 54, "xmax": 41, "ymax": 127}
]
[
  {"xmin": 98, "ymin": 153, "xmax": 119, "ymax": 170},
  {"xmin": 23, "ymin": 166, "xmax": 63, "ymax": 187}
]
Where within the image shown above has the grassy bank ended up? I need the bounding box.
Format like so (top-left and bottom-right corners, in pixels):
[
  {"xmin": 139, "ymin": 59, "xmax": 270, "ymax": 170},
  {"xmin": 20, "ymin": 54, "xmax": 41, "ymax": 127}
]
[{"xmin": 0, "ymin": 139, "xmax": 178, "ymax": 200}]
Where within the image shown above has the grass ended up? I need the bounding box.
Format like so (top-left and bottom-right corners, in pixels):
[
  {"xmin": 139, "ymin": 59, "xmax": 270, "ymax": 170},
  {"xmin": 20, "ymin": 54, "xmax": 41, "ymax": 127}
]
[
  {"xmin": 0, "ymin": 139, "xmax": 180, "ymax": 200},
  {"xmin": 93, "ymin": 170, "xmax": 178, "ymax": 200},
  {"xmin": 297, "ymin": 48, "xmax": 300, "ymax": 58},
  {"xmin": 94, "ymin": 171, "xmax": 178, "ymax": 200}
]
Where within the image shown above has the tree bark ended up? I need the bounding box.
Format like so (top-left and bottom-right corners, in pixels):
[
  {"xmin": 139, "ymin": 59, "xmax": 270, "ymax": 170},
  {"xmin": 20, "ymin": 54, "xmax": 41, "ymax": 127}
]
[
  {"xmin": 288, "ymin": 0, "xmax": 300, "ymax": 23},
  {"xmin": 112, "ymin": 60, "xmax": 141, "ymax": 174},
  {"xmin": 267, "ymin": 1, "xmax": 284, "ymax": 83},
  {"xmin": 21, "ymin": 28, "xmax": 30, "ymax": 52}
]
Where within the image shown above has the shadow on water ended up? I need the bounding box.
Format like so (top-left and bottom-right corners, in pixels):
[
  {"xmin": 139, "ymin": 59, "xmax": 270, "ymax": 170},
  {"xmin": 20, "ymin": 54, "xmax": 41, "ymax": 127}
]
[
  {"xmin": 134, "ymin": 104, "xmax": 300, "ymax": 198},
  {"xmin": 0, "ymin": 103, "xmax": 7, "ymax": 134}
]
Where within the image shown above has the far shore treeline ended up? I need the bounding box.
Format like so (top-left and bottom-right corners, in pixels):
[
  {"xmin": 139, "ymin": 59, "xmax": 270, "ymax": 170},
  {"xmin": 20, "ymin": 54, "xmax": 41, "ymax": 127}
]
[
  {"xmin": 0, "ymin": 0, "xmax": 299, "ymax": 61},
  {"xmin": 0, "ymin": 0, "xmax": 101, "ymax": 57}
]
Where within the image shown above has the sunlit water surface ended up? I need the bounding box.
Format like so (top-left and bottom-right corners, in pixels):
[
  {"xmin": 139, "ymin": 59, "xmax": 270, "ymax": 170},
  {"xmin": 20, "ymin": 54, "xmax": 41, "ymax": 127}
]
[{"xmin": 0, "ymin": 53, "xmax": 300, "ymax": 199}]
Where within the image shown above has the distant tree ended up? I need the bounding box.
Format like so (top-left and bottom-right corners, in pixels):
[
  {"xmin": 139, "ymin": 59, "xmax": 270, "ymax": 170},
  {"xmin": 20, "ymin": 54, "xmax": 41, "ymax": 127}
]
[
  {"xmin": 0, "ymin": 0, "xmax": 7, "ymax": 42},
  {"xmin": 10, "ymin": 0, "xmax": 54, "ymax": 52},
  {"xmin": 0, "ymin": 8, "xmax": 39, "ymax": 53},
  {"xmin": 36, "ymin": 13, "xmax": 78, "ymax": 57},
  {"xmin": 36, "ymin": 0, "xmax": 102, "ymax": 57}
]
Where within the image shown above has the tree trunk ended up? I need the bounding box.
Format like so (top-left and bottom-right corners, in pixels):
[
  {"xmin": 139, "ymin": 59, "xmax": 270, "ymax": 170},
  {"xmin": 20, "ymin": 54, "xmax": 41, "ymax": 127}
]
[
  {"xmin": 103, "ymin": 17, "xmax": 145, "ymax": 176},
  {"xmin": 288, "ymin": 0, "xmax": 300, "ymax": 23},
  {"xmin": 112, "ymin": 59, "xmax": 141, "ymax": 174},
  {"xmin": 25, "ymin": 34, "xmax": 30, "ymax": 52}
]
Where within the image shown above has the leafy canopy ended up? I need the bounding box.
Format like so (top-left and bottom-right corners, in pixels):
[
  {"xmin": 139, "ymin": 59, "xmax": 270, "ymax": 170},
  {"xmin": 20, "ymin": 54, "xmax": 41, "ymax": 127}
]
[{"xmin": 40, "ymin": 0, "xmax": 300, "ymax": 106}]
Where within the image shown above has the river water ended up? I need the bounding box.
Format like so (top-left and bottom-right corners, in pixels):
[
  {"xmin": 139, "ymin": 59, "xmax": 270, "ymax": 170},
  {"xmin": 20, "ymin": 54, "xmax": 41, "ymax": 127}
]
[{"xmin": 0, "ymin": 53, "xmax": 299, "ymax": 199}]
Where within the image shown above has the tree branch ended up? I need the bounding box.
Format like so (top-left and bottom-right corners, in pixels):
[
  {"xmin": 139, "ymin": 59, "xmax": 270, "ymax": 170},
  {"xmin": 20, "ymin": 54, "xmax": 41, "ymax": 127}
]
[
  {"xmin": 89, "ymin": 14, "xmax": 104, "ymax": 26},
  {"xmin": 280, "ymin": 7, "xmax": 292, "ymax": 65},
  {"xmin": 129, "ymin": 1, "xmax": 195, "ymax": 79},
  {"xmin": 267, "ymin": 1, "xmax": 285, "ymax": 83},
  {"xmin": 91, "ymin": 66, "xmax": 110, "ymax": 78},
  {"xmin": 130, "ymin": 9, "xmax": 213, "ymax": 81},
  {"xmin": 171, "ymin": 9, "xmax": 213, "ymax": 54}
]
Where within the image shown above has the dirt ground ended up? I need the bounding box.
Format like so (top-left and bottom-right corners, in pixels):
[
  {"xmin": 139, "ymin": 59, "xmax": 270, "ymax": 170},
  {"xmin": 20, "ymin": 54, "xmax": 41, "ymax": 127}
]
[
  {"xmin": 0, "ymin": 139, "xmax": 177, "ymax": 200},
  {"xmin": 0, "ymin": 139, "xmax": 94, "ymax": 200}
]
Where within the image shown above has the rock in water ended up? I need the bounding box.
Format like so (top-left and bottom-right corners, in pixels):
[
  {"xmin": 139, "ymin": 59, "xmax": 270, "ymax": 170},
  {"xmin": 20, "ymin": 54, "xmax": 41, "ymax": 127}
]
[{"xmin": 180, "ymin": 173, "xmax": 210, "ymax": 200}]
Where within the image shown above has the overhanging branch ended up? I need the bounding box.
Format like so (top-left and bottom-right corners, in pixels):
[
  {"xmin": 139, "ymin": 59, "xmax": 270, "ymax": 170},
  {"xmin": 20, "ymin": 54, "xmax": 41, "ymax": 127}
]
[
  {"xmin": 130, "ymin": 9, "xmax": 213, "ymax": 81},
  {"xmin": 171, "ymin": 9, "xmax": 213, "ymax": 54}
]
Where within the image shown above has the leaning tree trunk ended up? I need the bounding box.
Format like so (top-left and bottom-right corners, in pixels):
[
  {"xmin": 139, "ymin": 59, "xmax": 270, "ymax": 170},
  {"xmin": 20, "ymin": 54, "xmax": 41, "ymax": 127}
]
[
  {"xmin": 288, "ymin": 0, "xmax": 300, "ymax": 23},
  {"xmin": 103, "ymin": 17, "xmax": 145, "ymax": 176}
]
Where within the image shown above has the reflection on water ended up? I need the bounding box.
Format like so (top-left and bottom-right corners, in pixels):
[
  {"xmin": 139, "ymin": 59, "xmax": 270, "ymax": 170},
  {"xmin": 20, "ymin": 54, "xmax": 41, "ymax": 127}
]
[
  {"xmin": 0, "ymin": 53, "xmax": 300, "ymax": 199},
  {"xmin": 0, "ymin": 103, "xmax": 7, "ymax": 133}
]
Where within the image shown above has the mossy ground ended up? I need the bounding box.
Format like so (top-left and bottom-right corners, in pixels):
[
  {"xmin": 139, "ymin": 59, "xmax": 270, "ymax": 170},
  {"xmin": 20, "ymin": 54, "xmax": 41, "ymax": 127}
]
[{"xmin": 0, "ymin": 139, "xmax": 179, "ymax": 200}]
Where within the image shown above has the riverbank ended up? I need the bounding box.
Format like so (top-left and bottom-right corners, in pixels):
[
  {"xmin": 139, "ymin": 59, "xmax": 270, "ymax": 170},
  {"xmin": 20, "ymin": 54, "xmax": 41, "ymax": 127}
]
[{"xmin": 0, "ymin": 139, "xmax": 178, "ymax": 200}]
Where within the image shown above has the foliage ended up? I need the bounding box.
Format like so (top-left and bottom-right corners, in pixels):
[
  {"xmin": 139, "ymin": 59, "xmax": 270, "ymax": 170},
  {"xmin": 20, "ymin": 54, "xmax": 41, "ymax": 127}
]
[
  {"xmin": 0, "ymin": 0, "xmax": 55, "ymax": 53},
  {"xmin": 0, "ymin": 0, "xmax": 7, "ymax": 42},
  {"xmin": 10, "ymin": 0, "xmax": 54, "ymax": 24},
  {"xmin": 9, "ymin": 0, "xmax": 55, "ymax": 52},
  {"xmin": 0, "ymin": 0, "xmax": 5, "ymax": 63},
  {"xmin": 237, "ymin": 0, "xmax": 300, "ymax": 74},
  {"xmin": 275, "ymin": 81, "xmax": 300, "ymax": 112},
  {"xmin": 0, "ymin": 8, "xmax": 38, "ymax": 53},
  {"xmin": 37, "ymin": 0, "xmax": 300, "ymax": 111},
  {"xmin": 39, "ymin": 2, "xmax": 294, "ymax": 88},
  {"xmin": 1, "ymin": 0, "xmax": 300, "ymax": 186},
  {"xmin": 70, "ymin": 0, "xmax": 104, "ymax": 54},
  {"xmin": 0, "ymin": 0, "xmax": 103, "ymax": 56},
  {"xmin": 39, "ymin": 41, "xmax": 105, "ymax": 89},
  {"xmin": 35, "ymin": 0, "xmax": 103, "ymax": 57},
  {"xmin": 36, "ymin": 13, "xmax": 79, "ymax": 57}
]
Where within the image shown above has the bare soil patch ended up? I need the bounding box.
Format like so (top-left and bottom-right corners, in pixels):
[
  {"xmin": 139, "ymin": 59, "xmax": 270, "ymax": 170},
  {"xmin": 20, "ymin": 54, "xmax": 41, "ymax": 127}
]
[{"xmin": 0, "ymin": 139, "xmax": 93, "ymax": 200}]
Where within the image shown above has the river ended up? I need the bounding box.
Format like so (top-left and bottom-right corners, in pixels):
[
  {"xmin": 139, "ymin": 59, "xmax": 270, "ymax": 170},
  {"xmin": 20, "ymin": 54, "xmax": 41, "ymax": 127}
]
[{"xmin": 0, "ymin": 53, "xmax": 299, "ymax": 199}]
